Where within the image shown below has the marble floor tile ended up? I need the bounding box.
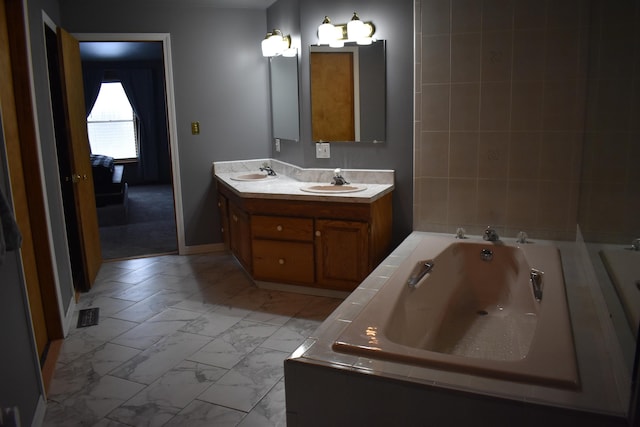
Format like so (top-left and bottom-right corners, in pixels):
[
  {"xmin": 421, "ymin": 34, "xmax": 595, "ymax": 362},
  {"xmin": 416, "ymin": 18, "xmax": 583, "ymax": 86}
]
[
  {"xmin": 58, "ymin": 318, "xmax": 138, "ymax": 365},
  {"xmin": 163, "ymin": 400, "xmax": 246, "ymax": 427},
  {"xmin": 197, "ymin": 347, "xmax": 289, "ymax": 412},
  {"xmin": 48, "ymin": 343, "xmax": 141, "ymax": 403},
  {"xmin": 110, "ymin": 331, "xmax": 212, "ymax": 385},
  {"xmin": 187, "ymin": 320, "xmax": 280, "ymax": 369},
  {"xmin": 44, "ymin": 252, "xmax": 341, "ymax": 426},
  {"xmin": 238, "ymin": 379, "xmax": 286, "ymax": 427},
  {"xmin": 58, "ymin": 375, "xmax": 146, "ymax": 421},
  {"xmin": 179, "ymin": 310, "xmax": 242, "ymax": 338},
  {"xmin": 109, "ymin": 289, "xmax": 194, "ymax": 322},
  {"xmin": 106, "ymin": 361, "xmax": 227, "ymax": 427}
]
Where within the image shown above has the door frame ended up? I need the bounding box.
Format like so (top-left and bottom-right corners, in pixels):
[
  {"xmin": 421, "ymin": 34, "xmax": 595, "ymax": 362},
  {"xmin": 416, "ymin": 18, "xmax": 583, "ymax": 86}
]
[{"xmin": 74, "ymin": 32, "xmax": 186, "ymax": 254}]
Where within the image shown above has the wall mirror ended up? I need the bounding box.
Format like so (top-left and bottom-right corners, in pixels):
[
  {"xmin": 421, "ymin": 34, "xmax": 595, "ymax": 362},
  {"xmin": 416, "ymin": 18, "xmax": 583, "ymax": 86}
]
[
  {"xmin": 576, "ymin": 0, "xmax": 640, "ymax": 417},
  {"xmin": 270, "ymin": 55, "xmax": 300, "ymax": 142},
  {"xmin": 310, "ymin": 41, "xmax": 385, "ymax": 143}
]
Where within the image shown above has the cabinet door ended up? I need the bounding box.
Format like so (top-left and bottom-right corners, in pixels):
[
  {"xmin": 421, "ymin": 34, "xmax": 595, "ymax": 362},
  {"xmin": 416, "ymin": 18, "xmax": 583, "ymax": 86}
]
[
  {"xmin": 253, "ymin": 240, "xmax": 314, "ymax": 284},
  {"xmin": 217, "ymin": 193, "xmax": 229, "ymax": 249},
  {"xmin": 229, "ymin": 201, "xmax": 252, "ymax": 272},
  {"xmin": 315, "ymin": 219, "xmax": 369, "ymax": 291}
]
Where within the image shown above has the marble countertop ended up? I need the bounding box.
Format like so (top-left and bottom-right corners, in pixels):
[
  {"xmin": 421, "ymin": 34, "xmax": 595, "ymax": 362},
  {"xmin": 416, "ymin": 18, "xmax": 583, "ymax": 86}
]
[{"xmin": 213, "ymin": 159, "xmax": 394, "ymax": 203}]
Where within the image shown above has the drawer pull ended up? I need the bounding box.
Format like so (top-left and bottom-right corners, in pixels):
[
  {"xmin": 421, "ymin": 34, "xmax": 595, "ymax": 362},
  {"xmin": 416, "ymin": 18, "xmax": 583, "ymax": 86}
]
[
  {"xmin": 276, "ymin": 225, "xmax": 283, "ymax": 232},
  {"xmin": 315, "ymin": 230, "xmax": 321, "ymax": 237},
  {"xmin": 278, "ymin": 258, "xmax": 285, "ymax": 265}
]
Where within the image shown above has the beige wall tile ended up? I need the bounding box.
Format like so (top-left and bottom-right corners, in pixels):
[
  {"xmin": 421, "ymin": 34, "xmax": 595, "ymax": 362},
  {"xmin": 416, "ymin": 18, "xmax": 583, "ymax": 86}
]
[
  {"xmin": 539, "ymin": 132, "xmax": 579, "ymax": 181},
  {"xmin": 481, "ymin": 31, "xmax": 513, "ymax": 81},
  {"xmin": 480, "ymin": 81, "xmax": 511, "ymax": 130},
  {"xmin": 448, "ymin": 178, "xmax": 478, "ymax": 224},
  {"xmin": 450, "ymin": 132, "xmax": 479, "ymax": 178},
  {"xmin": 422, "ymin": 0, "xmax": 451, "ymax": 35},
  {"xmin": 537, "ymin": 181, "xmax": 572, "ymax": 230},
  {"xmin": 545, "ymin": 29, "xmax": 581, "ymax": 80},
  {"xmin": 512, "ymin": 30, "xmax": 546, "ymax": 81},
  {"xmin": 421, "ymin": 84, "xmax": 450, "ymax": 130},
  {"xmin": 511, "ymin": 80, "xmax": 543, "ymax": 131},
  {"xmin": 451, "ymin": 0, "xmax": 481, "ymax": 33},
  {"xmin": 478, "ymin": 132, "xmax": 509, "ymax": 179},
  {"xmin": 482, "ymin": 0, "xmax": 514, "ymax": 32},
  {"xmin": 476, "ymin": 179, "xmax": 508, "ymax": 225},
  {"xmin": 422, "ymin": 35, "xmax": 451, "ymax": 83},
  {"xmin": 509, "ymin": 132, "xmax": 540, "ymax": 180},
  {"xmin": 450, "ymin": 83, "xmax": 480, "ymax": 130},
  {"xmin": 451, "ymin": 33, "xmax": 481, "ymax": 82},
  {"xmin": 513, "ymin": 0, "xmax": 546, "ymax": 30},
  {"xmin": 506, "ymin": 180, "xmax": 539, "ymax": 227},
  {"xmin": 416, "ymin": 177, "xmax": 449, "ymax": 224},
  {"xmin": 418, "ymin": 132, "xmax": 450, "ymax": 177}
]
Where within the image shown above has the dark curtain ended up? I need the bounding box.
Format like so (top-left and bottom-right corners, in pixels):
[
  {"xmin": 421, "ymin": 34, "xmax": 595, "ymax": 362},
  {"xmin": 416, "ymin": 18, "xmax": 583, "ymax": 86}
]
[
  {"xmin": 82, "ymin": 67, "xmax": 104, "ymax": 117},
  {"xmin": 117, "ymin": 69, "xmax": 159, "ymax": 182}
]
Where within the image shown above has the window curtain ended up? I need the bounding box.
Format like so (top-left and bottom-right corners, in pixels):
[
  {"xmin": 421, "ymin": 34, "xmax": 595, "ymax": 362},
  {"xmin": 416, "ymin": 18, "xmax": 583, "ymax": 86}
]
[
  {"xmin": 117, "ymin": 69, "xmax": 159, "ymax": 182},
  {"xmin": 82, "ymin": 67, "xmax": 104, "ymax": 117}
]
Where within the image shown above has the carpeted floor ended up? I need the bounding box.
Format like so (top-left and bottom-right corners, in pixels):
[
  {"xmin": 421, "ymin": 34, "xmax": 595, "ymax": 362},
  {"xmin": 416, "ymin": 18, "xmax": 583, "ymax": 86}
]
[{"xmin": 98, "ymin": 184, "xmax": 177, "ymax": 260}]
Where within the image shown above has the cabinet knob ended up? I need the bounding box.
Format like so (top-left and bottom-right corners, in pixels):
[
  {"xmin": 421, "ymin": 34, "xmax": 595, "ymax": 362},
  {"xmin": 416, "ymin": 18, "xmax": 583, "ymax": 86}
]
[
  {"xmin": 232, "ymin": 214, "xmax": 238, "ymax": 222},
  {"xmin": 278, "ymin": 258, "xmax": 285, "ymax": 265},
  {"xmin": 315, "ymin": 230, "xmax": 321, "ymax": 237},
  {"xmin": 217, "ymin": 201, "xmax": 221, "ymax": 208},
  {"xmin": 276, "ymin": 225, "xmax": 283, "ymax": 232}
]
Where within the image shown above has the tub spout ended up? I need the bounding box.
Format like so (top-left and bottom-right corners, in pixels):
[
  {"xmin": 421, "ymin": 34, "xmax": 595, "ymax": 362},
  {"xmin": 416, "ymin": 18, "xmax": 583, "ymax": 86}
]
[
  {"xmin": 483, "ymin": 226, "xmax": 500, "ymax": 242},
  {"xmin": 530, "ymin": 268, "xmax": 544, "ymax": 301},
  {"xmin": 408, "ymin": 260, "xmax": 434, "ymax": 288}
]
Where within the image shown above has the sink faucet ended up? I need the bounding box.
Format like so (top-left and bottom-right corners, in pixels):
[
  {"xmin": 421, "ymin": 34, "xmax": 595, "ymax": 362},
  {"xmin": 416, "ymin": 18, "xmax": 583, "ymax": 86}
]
[
  {"xmin": 483, "ymin": 226, "xmax": 500, "ymax": 242},
  {"xmin": 331, "ymin": 168, "xmax": 349, "ymax": 186},
  {"xmin": 259, "ymin": 164, "xmax": 277, "ymax": 176}
]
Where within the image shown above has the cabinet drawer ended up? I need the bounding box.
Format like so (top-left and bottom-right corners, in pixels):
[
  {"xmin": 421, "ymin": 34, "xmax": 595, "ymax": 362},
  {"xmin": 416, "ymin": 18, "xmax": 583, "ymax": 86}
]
[
  {"xmin": 252, "ymin": 240, "xmax": 314, "ymax": 284},
  {"xmin": 252, "ymin": 215, "xmax": 313, "ymax": 242}
]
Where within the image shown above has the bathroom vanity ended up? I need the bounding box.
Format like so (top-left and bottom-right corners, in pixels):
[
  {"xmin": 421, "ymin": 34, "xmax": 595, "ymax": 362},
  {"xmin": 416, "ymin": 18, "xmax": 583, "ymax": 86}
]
[{"xmin": 213, "ymin": 159, "xmax": 394, "ymax": 294}]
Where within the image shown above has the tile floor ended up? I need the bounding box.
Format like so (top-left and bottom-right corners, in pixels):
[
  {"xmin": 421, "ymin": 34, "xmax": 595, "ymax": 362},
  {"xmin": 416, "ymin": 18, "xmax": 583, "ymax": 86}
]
[{"xmin": 43, "ymin": 252, "xmax": 342, "ymax": 426}]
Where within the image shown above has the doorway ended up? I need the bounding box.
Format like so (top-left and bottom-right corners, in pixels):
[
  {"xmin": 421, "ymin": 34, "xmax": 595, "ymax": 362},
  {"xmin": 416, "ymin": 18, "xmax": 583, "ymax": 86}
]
[{"xmin": 79, "ymin": 40, "xmax": 178, "ymax": 259}]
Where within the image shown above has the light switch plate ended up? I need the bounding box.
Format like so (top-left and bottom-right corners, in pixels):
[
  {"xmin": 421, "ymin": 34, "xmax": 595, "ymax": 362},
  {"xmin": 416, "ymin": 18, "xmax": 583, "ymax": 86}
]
[
  {"xmin": 275, "ymin": 138, "xmax": 281, "ymax": 152},
  {"xmin": 316, "ymin": 142, "xmax": 330, "ymax": 158}
]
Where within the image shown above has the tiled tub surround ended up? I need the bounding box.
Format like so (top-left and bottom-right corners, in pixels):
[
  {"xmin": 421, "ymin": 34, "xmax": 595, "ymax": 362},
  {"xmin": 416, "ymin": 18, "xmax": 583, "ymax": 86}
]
[
  {"xmin": 285, "ymin": 232, "xmax": 631, "ymax": 426},
  {"xmin": 213, "ymin": 158, "xmax": 394, "ymax": 202}
]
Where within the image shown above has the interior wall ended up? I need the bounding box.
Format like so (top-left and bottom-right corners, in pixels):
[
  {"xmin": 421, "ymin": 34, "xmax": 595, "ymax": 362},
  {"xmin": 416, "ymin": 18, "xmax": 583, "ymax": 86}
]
[
  {"xmin": 272, "ymin": 0, "xmax": 415, "ymax": 247},
  {"xmin": 0, "ymin": 117, "xmax": 45, "ymax": 427},
  {"xmin": 58, "ymin": 0, "xmax": 271, "ymax": 246},
  {"xmin": 415, "ymin": 0, "xmax": 589, "ymax": 241}
]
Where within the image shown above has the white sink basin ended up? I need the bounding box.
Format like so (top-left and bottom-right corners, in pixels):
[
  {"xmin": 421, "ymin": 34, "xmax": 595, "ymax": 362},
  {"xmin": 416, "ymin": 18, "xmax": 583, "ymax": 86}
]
[
  {"xmin": 300, "ymin": 184, "xmax": 367, "ymax": 194},
  {"xmin": 230, "ymin": 173, "xmax": 277, "ymax": 181}
]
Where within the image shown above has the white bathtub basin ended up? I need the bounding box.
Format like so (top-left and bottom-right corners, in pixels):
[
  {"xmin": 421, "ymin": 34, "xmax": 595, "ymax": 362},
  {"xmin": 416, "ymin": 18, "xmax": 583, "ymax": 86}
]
[{"xmin": 333, "ymin": 235, "xmax": 579, "ymax": 389}]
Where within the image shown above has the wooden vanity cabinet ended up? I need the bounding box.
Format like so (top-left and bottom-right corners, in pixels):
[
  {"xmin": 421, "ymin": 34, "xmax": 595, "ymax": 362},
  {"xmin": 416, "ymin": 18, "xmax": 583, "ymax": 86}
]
[
  {"xmin": 228, "ymin": 200, "xmax": 252, "ymax": 273},
  {"xmin": 216, "ymin": 180, "xmax": 392, "ymax": 292},
  {"xmin": 252, "ymin": 216, "xmax": 315, "ymax": 285}
]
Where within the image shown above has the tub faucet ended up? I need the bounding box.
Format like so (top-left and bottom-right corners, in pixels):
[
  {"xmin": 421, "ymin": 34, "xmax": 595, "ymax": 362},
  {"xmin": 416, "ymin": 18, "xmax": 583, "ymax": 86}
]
[
  {"xmin": 483, "ymin": 226, "xmax": 500, "ymax": 242},
  {"xmin": 331, "ymin": 168, "xmax": 349, "ymax": 186},
  {"xmin": 632, "ymin": 238, "xmax": 640, "ymax": 251},
  {"xmin": 259, "ymin": 165, "xmax": 277, "ymax": 176}
]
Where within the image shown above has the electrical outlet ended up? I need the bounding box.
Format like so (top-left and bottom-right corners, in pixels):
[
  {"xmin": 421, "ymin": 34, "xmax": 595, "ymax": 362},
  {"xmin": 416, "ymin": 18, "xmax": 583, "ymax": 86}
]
[
  {"xmin": 316, "ymin": 142, "xmax": 330, "ymax": 158},
  {"xmin": 275, "ymin": 138, "xmax": 281, "ymax": 152}
]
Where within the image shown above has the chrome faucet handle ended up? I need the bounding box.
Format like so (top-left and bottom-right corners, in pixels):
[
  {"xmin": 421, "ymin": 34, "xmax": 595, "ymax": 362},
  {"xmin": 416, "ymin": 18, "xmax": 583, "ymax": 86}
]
[
  {"xmin": 632, "ymin": 238, "xmax": 640, "ymax": 251},
  {"xmin": 455, "ymin": 227, "xmax": 466, "ymax": 239},
  {"xmin": 516, "ymin": 231, "xmax": 528, "ymax": 244},
  {"xmin": 331, "ymin": 168, "xmax": 349, "ymax": 186}
]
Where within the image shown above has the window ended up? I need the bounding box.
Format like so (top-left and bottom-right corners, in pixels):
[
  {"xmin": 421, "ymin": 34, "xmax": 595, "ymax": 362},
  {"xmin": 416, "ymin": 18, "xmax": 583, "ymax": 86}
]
[{"xmin": 87, "ymin": 82, "xmax": 138, "ymax": 160}]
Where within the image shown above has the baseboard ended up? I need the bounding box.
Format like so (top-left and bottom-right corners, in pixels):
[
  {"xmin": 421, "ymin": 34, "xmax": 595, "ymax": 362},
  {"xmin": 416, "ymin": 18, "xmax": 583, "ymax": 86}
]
[
  {"xmin": 62, "ymin": 295, "xmax": 76, "ymax": 336},
  {"xmin": 31, "ymin": 395, "xmax": 47, "ymax": 427},
  {"xmin": 41, "ymin": 339, "xmax": 63, "ymax": 396},
  {"xmin": 180, "ymin": 243, "xmax": 226, "ymax": 255}
]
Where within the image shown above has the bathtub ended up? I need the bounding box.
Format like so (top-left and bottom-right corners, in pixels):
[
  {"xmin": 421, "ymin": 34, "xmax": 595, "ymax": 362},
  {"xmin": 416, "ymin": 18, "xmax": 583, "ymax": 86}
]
[{"xmin": 332, "ymin": 235, "xmax": 580, "ymax": 389}]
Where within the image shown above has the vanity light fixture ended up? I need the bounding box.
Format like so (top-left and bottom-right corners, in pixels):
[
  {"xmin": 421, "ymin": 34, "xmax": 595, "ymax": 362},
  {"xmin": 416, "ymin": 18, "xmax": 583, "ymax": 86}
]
[
  {"xmin": 261, "ymin": 29, "xmax": 296, "ymax": 57},
  {"xmin": 317, "ymin": 12, "xmax": 375, "ymax": 47}
]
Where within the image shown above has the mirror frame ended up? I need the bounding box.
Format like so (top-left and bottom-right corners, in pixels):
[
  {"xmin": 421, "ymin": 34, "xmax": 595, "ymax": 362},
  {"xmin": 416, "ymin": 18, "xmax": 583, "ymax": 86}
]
[{"xmin": 269, "ymin": 55, "xmax": 300, "ymax": 143}]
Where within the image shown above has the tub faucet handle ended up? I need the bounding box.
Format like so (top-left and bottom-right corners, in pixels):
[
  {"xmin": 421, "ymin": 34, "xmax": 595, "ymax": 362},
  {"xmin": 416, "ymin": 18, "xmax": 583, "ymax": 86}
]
[
  {"xmin": 530, "ymin": 268, "xmax": 544, "ymax": 301},
  {"xmin": 632, "ymin": 238, "xmax": 640, "ymax": 251},
  {"xmin": 516, "ymin": 231, "xmax": 528, "ymax": 244}
]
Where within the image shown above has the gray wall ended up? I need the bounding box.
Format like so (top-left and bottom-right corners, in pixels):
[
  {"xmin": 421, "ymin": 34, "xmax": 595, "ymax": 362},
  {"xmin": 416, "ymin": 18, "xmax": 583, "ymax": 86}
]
[
  {"xmin": 0, "ymin": 119, "xmax": 44, "ymax": 427},
  {"xmin": 58, "ymin": 0, "xmax": 272, "ymax": 246},
  {"xmin": 271, "ymin": 0, "xmax": 415, "ymax": 246}
]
